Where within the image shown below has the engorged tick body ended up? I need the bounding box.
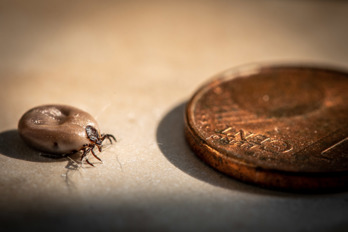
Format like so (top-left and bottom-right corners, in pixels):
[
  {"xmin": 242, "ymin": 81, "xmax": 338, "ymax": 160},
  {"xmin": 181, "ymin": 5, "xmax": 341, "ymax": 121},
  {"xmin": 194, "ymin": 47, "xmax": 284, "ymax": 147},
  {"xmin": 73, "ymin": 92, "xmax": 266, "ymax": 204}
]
[{"xmin": 18, "ymin": 104, "xmax": 116, "ymax": 166}]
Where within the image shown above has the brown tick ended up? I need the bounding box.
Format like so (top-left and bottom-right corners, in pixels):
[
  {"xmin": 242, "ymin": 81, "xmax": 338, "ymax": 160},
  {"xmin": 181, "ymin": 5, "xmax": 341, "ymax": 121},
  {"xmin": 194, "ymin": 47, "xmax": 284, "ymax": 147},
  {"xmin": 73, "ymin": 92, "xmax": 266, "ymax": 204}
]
[{"xmin": 18, "ymin": 104, "xmax": 116, "ymax": 166}]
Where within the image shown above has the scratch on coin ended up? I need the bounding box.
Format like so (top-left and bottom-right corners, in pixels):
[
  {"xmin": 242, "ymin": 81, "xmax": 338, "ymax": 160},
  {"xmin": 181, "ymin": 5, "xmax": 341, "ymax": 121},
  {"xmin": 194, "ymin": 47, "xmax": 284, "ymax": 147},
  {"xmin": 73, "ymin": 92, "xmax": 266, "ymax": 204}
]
[
  {"xmin": 261, "ymin": 138, "xmax": 270, "ymax": 144},
  {"xmin": 282, "ymin": 145, "xmax": 293, "ymax": 153},
  {"xmin": 221, "ymin": 127, "xmax": 233, "ymax": 134},
  {"xmin": 250, "ymin": 145, "xmax": 258, "ymax": 150},
  {"xmin": 321, "ymin": 137, "xmax": 348, "ymax": 154},
  {"xmin": 245, "ymin": 133, "xmax": 254, "ymax": 139},
  {"xmin": 206, "ymin": 134, "xmax": 217, "ymax": 140}
]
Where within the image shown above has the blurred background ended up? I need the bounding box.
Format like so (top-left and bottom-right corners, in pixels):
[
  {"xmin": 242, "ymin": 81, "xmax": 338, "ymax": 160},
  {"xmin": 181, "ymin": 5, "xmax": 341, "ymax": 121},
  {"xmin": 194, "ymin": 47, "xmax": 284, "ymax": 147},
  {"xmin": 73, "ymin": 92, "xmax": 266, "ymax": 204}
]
[{"xmin": 0, "ymin": 0, "xmax": 348, "ymax": 231}]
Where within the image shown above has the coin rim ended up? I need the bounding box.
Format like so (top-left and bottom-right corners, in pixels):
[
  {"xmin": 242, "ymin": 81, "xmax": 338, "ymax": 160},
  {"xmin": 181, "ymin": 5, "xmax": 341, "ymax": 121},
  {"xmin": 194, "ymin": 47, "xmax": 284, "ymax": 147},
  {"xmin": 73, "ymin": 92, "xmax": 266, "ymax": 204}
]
[{"xmin": 184, "ymin": 64, "xmax": 348, "ymax": 190}]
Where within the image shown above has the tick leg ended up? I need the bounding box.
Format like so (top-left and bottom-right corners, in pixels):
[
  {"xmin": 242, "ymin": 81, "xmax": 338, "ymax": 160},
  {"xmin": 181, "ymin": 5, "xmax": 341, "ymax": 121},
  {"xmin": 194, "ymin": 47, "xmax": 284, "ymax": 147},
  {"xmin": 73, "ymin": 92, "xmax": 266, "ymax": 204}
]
[
  {"xmin": 85, "ymin": 158, "xmax": 95, "ymax": 167},
  {"xmin": 81, "ymin": 147, "xmax": 90, "ymax": 161},
  {"xmin": 91, "ymin": 147, "xmax": 102, "ymax": 162},
  {"xmin": 101, "ymin": 134, "xmax": 117, "ymax": 144},
  {"xmin": 81, "ymin": 147, "xmax": 95, "ymax": 167}
]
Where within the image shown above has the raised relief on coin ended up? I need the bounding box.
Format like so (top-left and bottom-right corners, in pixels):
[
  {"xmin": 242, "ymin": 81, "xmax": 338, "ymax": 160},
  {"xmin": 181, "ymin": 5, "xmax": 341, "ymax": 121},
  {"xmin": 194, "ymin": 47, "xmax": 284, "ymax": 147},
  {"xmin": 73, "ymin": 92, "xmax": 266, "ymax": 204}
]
[
  {"xmin": 185, "ymin": 65, "xmax": 348, "ymax": 190},
  {"xmin": 210, "ymin": 127, "xmax": 293, "ymax": 154}
]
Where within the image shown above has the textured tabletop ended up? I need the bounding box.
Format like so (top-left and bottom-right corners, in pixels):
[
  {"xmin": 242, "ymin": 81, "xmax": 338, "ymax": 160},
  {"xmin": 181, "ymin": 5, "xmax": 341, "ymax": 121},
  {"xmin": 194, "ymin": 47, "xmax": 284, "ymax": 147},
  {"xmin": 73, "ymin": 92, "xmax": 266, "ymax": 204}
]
[{"xmin": 1, "ymin": 0, "xmax": 348, "ymax": 231}]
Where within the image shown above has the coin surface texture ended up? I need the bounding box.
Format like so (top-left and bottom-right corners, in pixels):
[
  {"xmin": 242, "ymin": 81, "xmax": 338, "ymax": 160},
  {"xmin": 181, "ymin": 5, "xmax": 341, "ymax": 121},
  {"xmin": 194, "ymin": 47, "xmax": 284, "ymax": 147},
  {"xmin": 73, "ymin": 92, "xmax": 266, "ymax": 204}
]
[{"xmin": 185, "ymin": 65, "xmax": 348, "ymax": 191}]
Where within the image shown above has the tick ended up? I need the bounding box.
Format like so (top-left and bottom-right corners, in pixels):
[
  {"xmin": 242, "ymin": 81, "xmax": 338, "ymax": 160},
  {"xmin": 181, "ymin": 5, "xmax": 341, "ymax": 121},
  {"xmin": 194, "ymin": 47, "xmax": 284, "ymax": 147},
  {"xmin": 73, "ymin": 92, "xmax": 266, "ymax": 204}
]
[{"xmin": 18, "ymin": 104, "xmax": 116, "ymax": 166}]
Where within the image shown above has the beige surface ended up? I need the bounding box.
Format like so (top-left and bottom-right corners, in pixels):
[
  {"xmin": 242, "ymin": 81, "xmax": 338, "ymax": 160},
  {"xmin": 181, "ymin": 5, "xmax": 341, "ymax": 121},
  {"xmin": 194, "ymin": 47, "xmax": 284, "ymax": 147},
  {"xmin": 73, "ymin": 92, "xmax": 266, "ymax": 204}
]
[{"xmin": 1, "ymin": 0, "xmax": 348, "ymax": 231}]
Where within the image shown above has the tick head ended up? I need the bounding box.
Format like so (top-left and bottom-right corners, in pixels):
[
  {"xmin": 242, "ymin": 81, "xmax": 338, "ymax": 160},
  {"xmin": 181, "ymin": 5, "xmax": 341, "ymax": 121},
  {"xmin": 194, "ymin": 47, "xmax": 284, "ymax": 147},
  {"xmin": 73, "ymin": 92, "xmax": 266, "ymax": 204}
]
[{"xmin": 85, "ymin": 125, "xmax": 100, "ymax": 144}]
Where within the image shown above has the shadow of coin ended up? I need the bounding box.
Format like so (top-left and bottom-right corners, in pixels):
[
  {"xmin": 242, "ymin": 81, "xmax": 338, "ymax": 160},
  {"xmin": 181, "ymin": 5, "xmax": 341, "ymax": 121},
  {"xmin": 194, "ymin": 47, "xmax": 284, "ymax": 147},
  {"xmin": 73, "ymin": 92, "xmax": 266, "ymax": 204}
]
[
  {"xmin": 157, "ymin": 102, "xmax": 348, "ymax": 196},
  {"xmin": 156, "ymin": 102, "xmax": 280, "ymax": 195},
  {"xmin": 0, "ymin": 129, "xmax": 71, "ymax": 163}
]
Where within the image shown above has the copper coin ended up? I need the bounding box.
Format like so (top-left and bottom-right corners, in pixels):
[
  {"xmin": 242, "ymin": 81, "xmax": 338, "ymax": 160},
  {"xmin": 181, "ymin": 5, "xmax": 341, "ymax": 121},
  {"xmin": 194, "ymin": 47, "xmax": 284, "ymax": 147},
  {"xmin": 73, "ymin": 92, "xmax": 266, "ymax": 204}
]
[{"xmin": 185, "ymin": 64, "xmax": 348, "ymax": 191}]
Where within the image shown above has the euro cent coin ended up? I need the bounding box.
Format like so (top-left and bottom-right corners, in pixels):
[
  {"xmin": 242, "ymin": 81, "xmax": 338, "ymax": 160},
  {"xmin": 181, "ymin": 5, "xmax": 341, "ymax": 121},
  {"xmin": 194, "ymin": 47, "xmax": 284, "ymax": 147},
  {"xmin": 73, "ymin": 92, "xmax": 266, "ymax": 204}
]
[{"xmin": 184, "ymin": 64, "xmax": 348, "ymax": 191}]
